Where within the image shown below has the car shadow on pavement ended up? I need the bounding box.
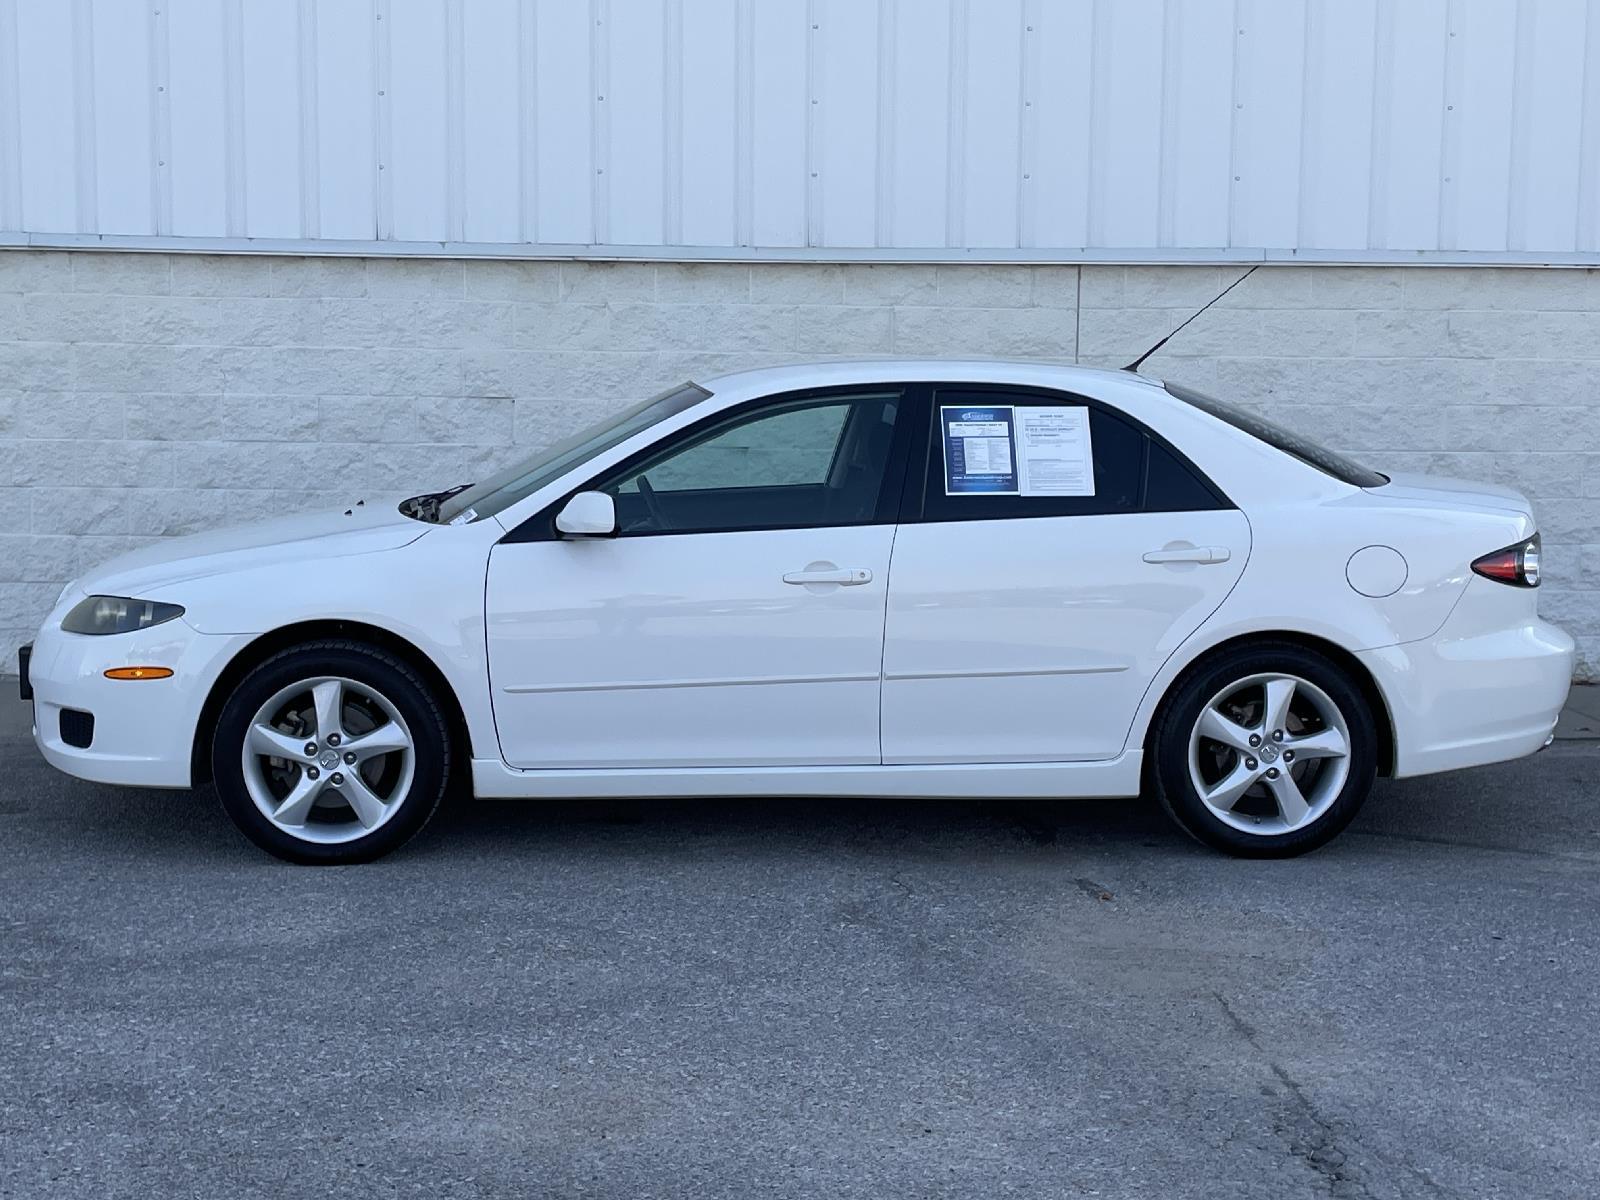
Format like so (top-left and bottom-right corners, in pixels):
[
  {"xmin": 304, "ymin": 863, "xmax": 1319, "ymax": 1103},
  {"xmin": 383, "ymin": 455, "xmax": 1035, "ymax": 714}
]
[
  {"xmin": 331, "ymin": 742, "xmax": 1600, "ymax": 864},
  {"xmin": 10, "ymin": 741, "xmax": 1595, "ymax": 866},
  {"xmin": 7, "ymin": 757, "xmax": 1192, "ymax": 866},
  {"xmin": 428, "ymin": 790, "xmax": 1183, "ymax": 857}
]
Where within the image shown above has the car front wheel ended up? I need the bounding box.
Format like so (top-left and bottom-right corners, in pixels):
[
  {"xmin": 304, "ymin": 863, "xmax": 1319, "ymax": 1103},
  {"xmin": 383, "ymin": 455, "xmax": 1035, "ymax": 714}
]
[
  {"xmin": 211, "ymin": 640, "xmax": 452, "ymax": 864},
  {"xmin": 1150, "ymin": 642, "xmax": 1378, "ymax": 857}
]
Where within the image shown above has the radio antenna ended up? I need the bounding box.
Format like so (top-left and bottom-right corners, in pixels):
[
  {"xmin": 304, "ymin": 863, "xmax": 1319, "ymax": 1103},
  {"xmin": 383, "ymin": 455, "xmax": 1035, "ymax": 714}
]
[{"xmin": 1123, "ymin": 264, "xmax": 1259, "ymax": 373}]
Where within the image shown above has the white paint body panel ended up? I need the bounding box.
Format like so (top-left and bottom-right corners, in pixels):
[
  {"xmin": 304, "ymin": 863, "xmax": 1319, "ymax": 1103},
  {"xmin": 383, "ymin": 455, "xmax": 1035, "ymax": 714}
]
[
  {"xmin": 6, "ymin": 1, "xmax": 1600, "ymax": 262},
  {"xmin": 486, "ymin": 527, "xmax": 895, "ymax": 769},
  {"xmin": 467, "ymin": 754, "xmax": 1147, "ymax": 803},
  {"xmin": 881, "ymin": 510, "xmax": 1250, "ymax": 763},
  {"xmin": 24, "ymin": 360, "xmax": 1574, "ymax": 805},
  {"xmin": 28, "ymin": 595, "xmax": 250, "ymax": 788},
  {"xmin": 1358, "ymin": 578, "xmax": 1574, "ymax": 779},
  {"xmin": 32, "ymin": 501, "xmax": 508, "ymax": 785}
]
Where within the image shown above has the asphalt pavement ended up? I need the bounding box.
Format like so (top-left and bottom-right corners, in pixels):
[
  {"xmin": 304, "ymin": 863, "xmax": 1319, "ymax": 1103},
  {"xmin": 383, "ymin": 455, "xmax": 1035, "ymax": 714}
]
[{"xmin": 3, "ymin": 692, "xmax": 1599, "ymax": 1199}]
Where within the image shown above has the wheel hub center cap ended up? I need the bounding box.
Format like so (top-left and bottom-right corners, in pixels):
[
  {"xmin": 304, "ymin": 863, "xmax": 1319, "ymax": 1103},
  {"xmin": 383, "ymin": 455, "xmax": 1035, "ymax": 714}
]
[
  {"xmin": 319, "ymin": 749, "xmax": 340, "ymax": 770},
  {"xmin": 1258, "ymin": 742, "xmax": 1280, "ymax": 763}
]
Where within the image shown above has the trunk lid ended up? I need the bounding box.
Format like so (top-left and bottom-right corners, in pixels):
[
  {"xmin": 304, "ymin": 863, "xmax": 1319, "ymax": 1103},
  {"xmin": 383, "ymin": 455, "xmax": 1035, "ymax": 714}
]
[{"xmin": 1364, "ymin": 472, "xmax": 1533, "ymax": 518}]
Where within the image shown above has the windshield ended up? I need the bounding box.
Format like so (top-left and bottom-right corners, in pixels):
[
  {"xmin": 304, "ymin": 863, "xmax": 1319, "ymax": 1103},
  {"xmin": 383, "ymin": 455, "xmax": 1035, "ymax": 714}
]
[
  {"xmin": 1164, "ymin": 381, "xmax": 1387, "ymax": 488},
  {"xmin": 436, "ymin": 382, "xmax": 712, "ymax": 524}
]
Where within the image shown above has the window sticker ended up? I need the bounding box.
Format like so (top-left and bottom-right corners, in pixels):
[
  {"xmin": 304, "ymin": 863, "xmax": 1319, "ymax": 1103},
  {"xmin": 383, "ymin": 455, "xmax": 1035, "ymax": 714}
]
[
  {"xmin": 941, "ymin": 404, "xmax": 1096, "ymax": 497},
  {"xmin": 1015, "ymin": 406, "xmax": 1095, "ymax": 496},
  {"xmin": 942, "ymin": 406, "xmax": 1018, "ymax": 494}
]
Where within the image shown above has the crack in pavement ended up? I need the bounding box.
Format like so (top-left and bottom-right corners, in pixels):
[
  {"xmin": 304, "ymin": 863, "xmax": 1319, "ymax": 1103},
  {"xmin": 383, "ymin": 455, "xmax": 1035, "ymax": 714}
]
[{"xmin": 1213, "ymin": 991, "xmax": 1454, "ymax": 1200}]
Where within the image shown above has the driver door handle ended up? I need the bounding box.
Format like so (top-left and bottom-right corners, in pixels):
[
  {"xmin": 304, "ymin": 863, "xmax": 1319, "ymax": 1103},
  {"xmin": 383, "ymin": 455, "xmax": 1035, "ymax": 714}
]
[
  {"xmin": 783, "ymin": 567, "xmax": 873, "ymax": 586},
  {"xmin": 1142, "ymin": 545, "xmax": 1231, "ymax": 565}
]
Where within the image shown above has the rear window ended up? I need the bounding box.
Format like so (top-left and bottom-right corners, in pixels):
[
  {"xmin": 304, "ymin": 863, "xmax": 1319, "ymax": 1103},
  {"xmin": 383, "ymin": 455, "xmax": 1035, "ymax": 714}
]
[{"xmin": 1165, "ymin": 382, "xmax": 1387, "ymax": 488}]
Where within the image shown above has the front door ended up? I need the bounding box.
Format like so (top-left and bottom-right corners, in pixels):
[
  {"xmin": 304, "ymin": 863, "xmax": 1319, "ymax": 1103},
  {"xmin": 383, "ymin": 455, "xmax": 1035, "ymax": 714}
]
[
  {"xmin": 881, "ymin": 386, "xmax": 1250, "ymax": 764},
  {"xmin": 487, "ymin": 389, "xmax": 908, "ymax": 770}
]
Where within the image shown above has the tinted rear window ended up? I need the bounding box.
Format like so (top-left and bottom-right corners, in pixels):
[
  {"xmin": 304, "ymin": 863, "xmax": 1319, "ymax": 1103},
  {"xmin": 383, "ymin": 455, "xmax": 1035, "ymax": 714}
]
[{"xmin": 1164, "ymin": 382, "xmax": 1387, "ymax": 488}]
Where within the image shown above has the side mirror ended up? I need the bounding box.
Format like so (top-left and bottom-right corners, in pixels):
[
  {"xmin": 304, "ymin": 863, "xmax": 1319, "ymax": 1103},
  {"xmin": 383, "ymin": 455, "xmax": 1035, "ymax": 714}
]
[{"xmin": 555, "ymin": 491, "xmax": 617, "ymax": 538}]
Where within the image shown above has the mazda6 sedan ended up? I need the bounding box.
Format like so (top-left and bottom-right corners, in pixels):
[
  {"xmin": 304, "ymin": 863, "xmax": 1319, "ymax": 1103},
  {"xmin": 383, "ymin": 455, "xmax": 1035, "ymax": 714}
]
[{"xmin": 21, "ymin": 361, "xmax": 1574, "ymax": 863}]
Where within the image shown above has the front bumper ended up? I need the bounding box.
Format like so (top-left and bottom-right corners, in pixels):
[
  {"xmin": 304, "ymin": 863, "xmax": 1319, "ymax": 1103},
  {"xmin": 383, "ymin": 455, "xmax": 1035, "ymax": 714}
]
[{"xmin": 27, "ymin": 614, "xmax": 250, "ymax": 789}]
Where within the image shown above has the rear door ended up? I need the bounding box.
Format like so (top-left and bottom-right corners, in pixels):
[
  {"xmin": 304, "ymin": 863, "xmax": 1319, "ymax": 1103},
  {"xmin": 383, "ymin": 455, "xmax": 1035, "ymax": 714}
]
[{"xmin": 880, "ymin": 386, "xmax": 1250, "ymax": 764}]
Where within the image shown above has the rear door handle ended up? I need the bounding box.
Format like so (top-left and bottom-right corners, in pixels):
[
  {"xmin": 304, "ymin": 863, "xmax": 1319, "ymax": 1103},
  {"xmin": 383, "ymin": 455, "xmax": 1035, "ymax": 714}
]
[
  {"xmin": 1142, "ymin": 545, "xmax": 1231, "ymax": 565},
  {"xmin": 783, "ymin": 567, "xmax": 873, "ymax": 586}
]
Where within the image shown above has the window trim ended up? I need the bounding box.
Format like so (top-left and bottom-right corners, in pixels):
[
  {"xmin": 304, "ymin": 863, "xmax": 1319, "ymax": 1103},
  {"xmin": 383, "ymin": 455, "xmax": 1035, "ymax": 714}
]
[
  {"xmin": 899, "ymin": 383, "xmax": 1233, "ymax": 524},
  {"xmin": 501, "ymin": 384, "xmax": 916, "ymax": 544}
]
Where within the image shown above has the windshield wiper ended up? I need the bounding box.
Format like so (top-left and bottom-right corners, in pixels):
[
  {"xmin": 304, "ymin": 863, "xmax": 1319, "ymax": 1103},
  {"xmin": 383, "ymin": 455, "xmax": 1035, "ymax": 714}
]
[{"xmin": 399, "ymin": 482, "xmax": 473, "ymax": 524}]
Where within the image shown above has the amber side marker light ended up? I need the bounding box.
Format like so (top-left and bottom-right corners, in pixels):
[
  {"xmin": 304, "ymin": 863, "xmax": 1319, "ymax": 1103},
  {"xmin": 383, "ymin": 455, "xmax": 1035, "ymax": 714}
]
[{"xmin": 104, "ymin": 667, "xmax": 174, "ymax": 681}]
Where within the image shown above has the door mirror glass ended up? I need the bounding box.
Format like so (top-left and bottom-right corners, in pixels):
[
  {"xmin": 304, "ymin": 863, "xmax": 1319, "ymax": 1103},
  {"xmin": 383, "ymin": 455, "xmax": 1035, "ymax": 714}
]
[{"xmin": 555, "ymin": 491, "xmax": 617, "ymax": 537}]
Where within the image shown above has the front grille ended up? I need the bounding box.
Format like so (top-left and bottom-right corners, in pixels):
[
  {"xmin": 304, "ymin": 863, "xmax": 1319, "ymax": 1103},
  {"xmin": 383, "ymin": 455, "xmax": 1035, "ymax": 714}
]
[{"xmin": 59, "ymin": 708, "xmax": 94, "ymax": 749}]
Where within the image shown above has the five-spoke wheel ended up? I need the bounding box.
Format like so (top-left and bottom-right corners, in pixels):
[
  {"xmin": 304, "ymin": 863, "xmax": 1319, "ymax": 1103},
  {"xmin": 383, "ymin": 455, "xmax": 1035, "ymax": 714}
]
[
  {"xmin": 213, "ymin": 641, "xmax": 451, "ymax": 864},
  {"xmin": 1153, "ymin": 643, "xmax": 1376, "ymax": 857},
  {"xmin": 242, "ymin": 676, "xmax": 416, "ymax": 843},
  {"xmin": 1187, "ymin": 673, "xmax": 1351, "ymax": 834}
]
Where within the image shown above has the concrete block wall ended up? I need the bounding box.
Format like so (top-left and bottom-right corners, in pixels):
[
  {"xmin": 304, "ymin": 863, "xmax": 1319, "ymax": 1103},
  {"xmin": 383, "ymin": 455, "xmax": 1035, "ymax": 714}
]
[{"xmin": 0, "ymin": 251, "xmax": 1594, "ymax": 679}]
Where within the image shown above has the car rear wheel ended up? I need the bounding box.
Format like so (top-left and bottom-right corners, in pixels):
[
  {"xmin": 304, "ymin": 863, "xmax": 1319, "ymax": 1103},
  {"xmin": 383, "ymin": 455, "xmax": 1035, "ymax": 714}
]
[
  {"xmin": 1150, "ymin": 642, "xmax": 1377, "ymax": 857},
  {"xmin": 211, "ymin": 640, "xmax": 451, "ymax": 864}
]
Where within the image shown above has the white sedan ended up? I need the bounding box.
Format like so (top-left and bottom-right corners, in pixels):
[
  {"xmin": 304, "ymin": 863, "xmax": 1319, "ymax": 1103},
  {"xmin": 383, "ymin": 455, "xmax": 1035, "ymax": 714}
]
[{"xmin": 21, "ymin": 361, "xmax": 1573, "ymax": 863}]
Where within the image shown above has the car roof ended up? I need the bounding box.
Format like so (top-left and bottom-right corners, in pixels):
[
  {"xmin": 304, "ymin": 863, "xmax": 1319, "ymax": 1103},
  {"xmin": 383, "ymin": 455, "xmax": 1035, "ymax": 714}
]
[{"xmin": 694, "ymin": 358, "xmax": 1173, "ymax": 400}]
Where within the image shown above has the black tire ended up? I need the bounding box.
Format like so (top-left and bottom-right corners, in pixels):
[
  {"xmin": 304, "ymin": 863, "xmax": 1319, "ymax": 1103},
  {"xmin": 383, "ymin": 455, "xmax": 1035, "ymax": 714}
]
[
  {"xmin": 1149, "ymin": 641, "xmax": 1378, "ymax": 858},
  {"xmin": 211, "ymin": 640, "xmax": 452, "ymax": 864}
]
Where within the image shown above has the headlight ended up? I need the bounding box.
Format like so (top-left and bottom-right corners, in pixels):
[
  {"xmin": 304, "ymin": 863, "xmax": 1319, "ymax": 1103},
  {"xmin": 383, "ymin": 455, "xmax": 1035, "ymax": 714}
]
[{"xmin": 61, "ymin": 595, "xmax": 186, "ymax": 636}]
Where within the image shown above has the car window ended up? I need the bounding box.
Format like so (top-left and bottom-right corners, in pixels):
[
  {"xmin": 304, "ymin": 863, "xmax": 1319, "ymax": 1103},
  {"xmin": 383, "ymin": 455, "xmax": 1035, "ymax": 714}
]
[
  {"xmin": 616, "ymin": 404, "xmax": 851, "ymax": 493},
  {"xmin": 1164, "ymin": 381, "xmax": 1386, "ymax": 488},
  {"xmin": 598, "ymin": 392, "xmax": 902, "ymax": 535},
  {"xmin": 918, "ymin": 389, "xmax": 1224, "ymax": 522},
  {"xmin": 1144, "ymin": 437, "xmax": 1226, "ymax": 512},
  {"xmin": 436, "ymin": 381, "xmax": 710, "ymax": 523}
]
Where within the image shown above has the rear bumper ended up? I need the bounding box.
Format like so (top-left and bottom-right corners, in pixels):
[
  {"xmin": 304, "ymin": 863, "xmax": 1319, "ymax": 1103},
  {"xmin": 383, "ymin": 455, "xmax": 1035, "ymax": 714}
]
[
  {"xmin": 27, "ymin": 613, "xmax": 249, "ymax": 789},
  {"xmin": 1359, "ymin": 597, "xmax": 1574, "ymax": 779}
]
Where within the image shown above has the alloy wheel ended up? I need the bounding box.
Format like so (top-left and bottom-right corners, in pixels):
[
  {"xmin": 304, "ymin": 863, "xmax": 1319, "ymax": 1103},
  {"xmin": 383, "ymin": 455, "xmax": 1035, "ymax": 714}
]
[
  {"xmin": 240, "ymin": 675, "xmax": 416, "ymax": 845},
  {"xmin": 1185, "ymin": 672, "xmax": 1351, "ymax": 836}
]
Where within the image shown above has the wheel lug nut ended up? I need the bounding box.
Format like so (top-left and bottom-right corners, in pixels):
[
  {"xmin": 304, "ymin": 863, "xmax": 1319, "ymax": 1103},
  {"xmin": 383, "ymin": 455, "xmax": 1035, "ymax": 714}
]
[
  {"xmin": 1266, "ymin": 767, "xmax": 1280, "ymax": 779},
  {"xmin": 327, "ymin": 733, "xmax": 341, "ymax": 747},
  {"xmin": 1283, "ymin": 750, "xmax": 1295, "ymax": 763},
  {"xmin": 344, "ymin": 751, "xmax": 357, "ymax": 764},
  {"xmin": 1245, "ymin": 757, "xmax": 1258, "ymax": 770},
  {"xmin": 306, "ymin": 766, "xmax": 319, "ymax": 780},
  {"xmin": 304, "ymin": 742, "xmax": 317, "ymax": 756},
  {"xmin": 1272, "ymin": 729, "xmax": 1285, "ymax": 742},
  {"xmin": 1248, "ymin": 733, "xmax": 1261, "ymax": 747},
  {"xmin": 330, "ymin": 772, "xmax": 344, "ymax": 786}
]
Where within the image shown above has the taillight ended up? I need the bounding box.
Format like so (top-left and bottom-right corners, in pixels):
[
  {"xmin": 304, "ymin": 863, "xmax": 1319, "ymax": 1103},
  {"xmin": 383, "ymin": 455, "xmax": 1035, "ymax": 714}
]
[{"xmin": 1472, "ymin": 532, "xmax": 1541, "ymax": 588}]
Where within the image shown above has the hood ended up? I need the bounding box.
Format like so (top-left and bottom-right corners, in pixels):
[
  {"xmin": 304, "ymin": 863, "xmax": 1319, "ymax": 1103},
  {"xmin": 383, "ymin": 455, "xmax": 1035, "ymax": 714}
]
[
  {"xmin": 1363, "ymin": 472, "xmax": 1533, "ymax": 518},
  {"xmin": 74, "ymin": 499, "xmax": 429, "ymax": 598}
]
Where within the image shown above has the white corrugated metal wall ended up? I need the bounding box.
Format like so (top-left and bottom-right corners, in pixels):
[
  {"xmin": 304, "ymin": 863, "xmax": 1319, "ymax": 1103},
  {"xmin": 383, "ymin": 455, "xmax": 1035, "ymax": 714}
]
[{"xmin": 1, "ymin": 0, "xmax": 1599, "ymax": 261}]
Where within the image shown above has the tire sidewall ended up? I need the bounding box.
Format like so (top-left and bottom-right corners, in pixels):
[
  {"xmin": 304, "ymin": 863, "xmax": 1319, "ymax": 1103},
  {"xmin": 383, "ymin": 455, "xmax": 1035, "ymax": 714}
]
[
  {"xmin": 212, "ymin": 643, "xmax": 450, "ymax": 865},
  {"xmin": 1154, "ymin": 645, "xmax": 1377, "ymax": 858}
]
